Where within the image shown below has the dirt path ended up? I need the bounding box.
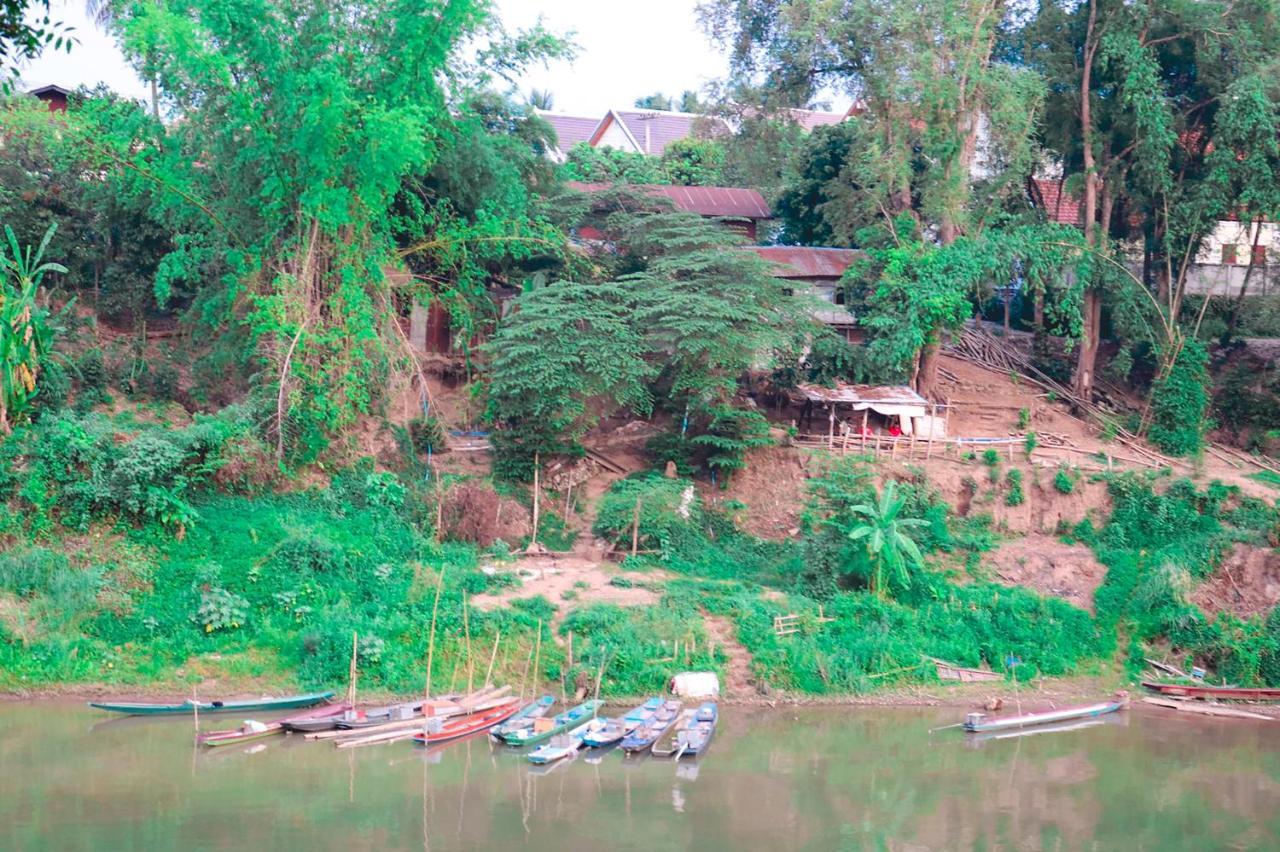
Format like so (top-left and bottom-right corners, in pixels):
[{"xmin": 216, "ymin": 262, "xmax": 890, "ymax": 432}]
[{"xmin": 704, "ymin": 615, "xmax": 754, "ymax": 698}]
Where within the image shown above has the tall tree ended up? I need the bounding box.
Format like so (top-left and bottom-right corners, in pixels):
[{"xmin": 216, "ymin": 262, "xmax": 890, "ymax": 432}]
[
  {"xmin": 702, "ymin": 0, "xmax": 1043, "ymax": 397},
  {"xmin": 88, "ymin": 0, "xmax": 562, "ymax": 461},
  {"xmin": 634, "ymin": 92, "xmax": 674, "ymax": 111}
]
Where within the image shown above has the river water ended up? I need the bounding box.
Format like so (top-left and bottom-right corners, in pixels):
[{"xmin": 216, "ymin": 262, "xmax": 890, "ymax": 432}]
[{"xmin": 2, "ymin": 701, "xmax": 1278, "ymax": 850}]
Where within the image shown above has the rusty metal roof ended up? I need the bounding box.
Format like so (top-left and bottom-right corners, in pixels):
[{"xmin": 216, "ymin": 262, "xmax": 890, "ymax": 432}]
[
  {"xmin": 746, "ymin": 246, "xmax": 862, "ymax": 279},
  {"xmin": 1028, "ymin": 178, "xmax": 1084, "ymax": 228},
  {"xmin": 796, "ymin": 382, "xmax": 927, "ymax": 406},
  {"xmin": 567, "ymin": 182, "xmax": 771, "ymax": 220}
]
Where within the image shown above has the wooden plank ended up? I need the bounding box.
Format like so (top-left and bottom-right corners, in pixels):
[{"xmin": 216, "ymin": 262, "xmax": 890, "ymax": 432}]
[{"xmin": 1142, "ymin": 697, "xmax": 1273, "ymax": 721}]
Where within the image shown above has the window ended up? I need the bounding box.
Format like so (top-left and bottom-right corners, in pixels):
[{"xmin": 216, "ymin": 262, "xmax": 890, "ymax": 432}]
[
  {"xmin": 1221, "ymin": 244, "xmax": 1238, "ymax": 265},
  {"xmin": 1252, "ymin": 245, "xmax": 1267, "ymax": 266}
]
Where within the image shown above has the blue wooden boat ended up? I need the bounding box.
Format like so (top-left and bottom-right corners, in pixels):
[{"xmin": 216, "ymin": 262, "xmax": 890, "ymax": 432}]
[
  {"xmin": 489, "ymin": 695, "xmax": 555, "ymax": 742},
  {"xmin": 622, "ymin": 699, "xmax": 682, "ymax": 754},
  {"xmin": 583, "ymin": 697, "xmax": 662, "ymax": 748},
  {"xmin": 962, "ymin": 694, "xmax": 1128, "ymax": 733},
  {"xmin": 498, "ymin": 699, "xmax": 602, "ymax": 747},
  {"xmin": 527, "ymin": 718, "xmax": 606, "ymax": 764},
  {"xmin": 673, "ymin": 701, "xmax": 717, "ymax": 758},
  {"xmin": 89, "ymin": 692, "xmax": 335, "ymax": 716}
]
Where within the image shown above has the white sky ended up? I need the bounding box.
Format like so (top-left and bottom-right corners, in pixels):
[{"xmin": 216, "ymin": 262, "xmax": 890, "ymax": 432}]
[{"xmin": 18, "ymin": 0, "xmax": 734, "ymax": 115}]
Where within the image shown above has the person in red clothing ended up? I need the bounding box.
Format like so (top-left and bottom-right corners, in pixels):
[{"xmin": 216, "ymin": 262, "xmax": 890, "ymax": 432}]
[{"xmin": 887, "ymin": 421, "xmax": 903, "ymax": 438}]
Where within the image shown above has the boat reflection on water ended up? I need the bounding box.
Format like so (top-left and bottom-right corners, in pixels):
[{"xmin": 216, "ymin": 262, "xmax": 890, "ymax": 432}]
[
  {"xmin": 675, "ymin": 760, "xmax": 700, "ymax": 781},
  {"xmin": 965, "ymin": 710, "xmax": 1130, "ymax": 748}
]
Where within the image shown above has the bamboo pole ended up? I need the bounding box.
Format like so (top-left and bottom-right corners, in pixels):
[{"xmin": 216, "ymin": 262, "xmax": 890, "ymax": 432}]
[
  {"xmin": 463, "ymin": 591, "xmax": 474, "ymax": 694},
  {"xmin": 591, "ymin": 653, "xmax": 608, "ymax": 717},
  {"xmin": 531, "ymin": 619, "xmax": 543, "ymax": 697},
  {"xmin": 484, "ymin": 630, "xmax": 501, "ymax": 687},
  {"xmin": 518, "ymin": 641, "xmax": 534, "ymax": 703},
  {"xmin": 347, "ymin": 631, "xmax": 359, "ymax": 707},
  {"xmin": 530, "ymin": 452, "xmax": 540, "ymax": 548},
  {"xmin": 424, "ymin": 566, "xmax": 445, "ymax": 699},
  {"xmin": 630, "ymin": 497, "xmax": 642, "ymax": 557},
  {"xmin": 827, "ymin": 406, "xmax": 835, "ymax": 450},
  {"xmin": 860, "ymin": 410, "xmax": 868, "ymax": 451},
  {"xmin": 567, "ymin": 630, "xmax": 574, "ymax": 672},
  {"xmin": 943, "ymin": 399, "xmax": 952, "ymax": 455},
  {"xmin": 926, "ymin": 403, "xmax": 937, "ymax": 460}
]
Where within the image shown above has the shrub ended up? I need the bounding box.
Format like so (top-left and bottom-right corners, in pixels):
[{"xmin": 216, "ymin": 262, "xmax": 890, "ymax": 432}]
[
  {"xmin": 194, "ymin": 588, "xmax": 249, "ymax": 633},
  {"xmin": 1053, "ymin": 466, "xmax": 1076, "ymax": 494},
  {"xmin": 407, "ymin": 417, "xmax": 446, "ymax": 455},
  {"xmin": 1005, "ymin": 469, "xmax": 1024, "ymax": 506},
  {"xmin": 1024, "ymin": 431, "xmax": 1038, "ymax": 456},
  {"xmin": 440, "ymin": 480, "xmax": 503, "ymax": 546}
]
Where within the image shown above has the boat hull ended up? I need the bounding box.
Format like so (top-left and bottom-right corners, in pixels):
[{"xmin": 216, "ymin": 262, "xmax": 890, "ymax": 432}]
[
  {"xmin": 412, "ymin": 702, "xmax": 520, "ymax": 746},
  {"xmin": 498, "ymin": 700, "xmax": 602, "ymax": 747},
  {"xmin": 1141, "ymin": 681, "xmax": 1280, "ymax": 701},
  {"xmin": 90, "ymin": 692, "xmax": 335, "ymax": 716},
  {"xmin": 963, "ymin": 700, "xmax": 1125, "ymax": 733}
]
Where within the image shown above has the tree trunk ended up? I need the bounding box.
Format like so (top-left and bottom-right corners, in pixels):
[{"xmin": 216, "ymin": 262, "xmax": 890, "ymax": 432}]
[
  {"xmin": 916, "ymin": 335, "xmax": 943, "ymax": 400},
  {"xmin": 1072, "ymin": 0, "xmax": 1101, "ymax": 403},
  {"xmin": 1226, "ymin": 222, "xmax": 1265, "ymax": 340}
]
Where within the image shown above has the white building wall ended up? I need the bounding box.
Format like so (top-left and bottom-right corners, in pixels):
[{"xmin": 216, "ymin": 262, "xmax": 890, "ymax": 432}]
[
  {"xmin": 595, "ymin": 120, "xmax": 639, "ymax": 153},
  {"xmin": 1186, "ymin": 220, "xmax": 1280, "ymax": 296}
]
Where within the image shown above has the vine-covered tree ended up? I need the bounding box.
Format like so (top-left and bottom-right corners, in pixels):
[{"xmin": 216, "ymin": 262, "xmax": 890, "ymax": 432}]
[{"xmin": 82, "ymin": 0, "xmax": 566, "ymax": 461}]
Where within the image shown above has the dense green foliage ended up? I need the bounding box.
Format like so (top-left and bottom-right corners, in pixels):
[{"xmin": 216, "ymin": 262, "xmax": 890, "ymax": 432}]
[
  {"xmin": 486, "ymin": 208, "xmax": 803, "ymax": 479},
  {"xmin": 1148, "ymin": 338, "xmax": 1211, "ymax": 457}
]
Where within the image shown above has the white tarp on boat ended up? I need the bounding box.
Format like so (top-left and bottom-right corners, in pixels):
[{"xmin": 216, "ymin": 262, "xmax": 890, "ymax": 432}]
[{"xmin": 670, "ymin": 672, "xmax": 720, "ymax": 698}]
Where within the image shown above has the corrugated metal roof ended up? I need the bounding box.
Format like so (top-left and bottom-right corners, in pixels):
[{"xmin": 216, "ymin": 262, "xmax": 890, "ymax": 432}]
[
  {"xmin": 567, "ymin": 182, "xmax": 771, "ymax": 220},
  {"xmin": 746, "ymin": 246, "xmax": 862, "ymax": 279},
  {"xmin": 536, "ymin": 110, "xmax": 599, "ymax": 151},
  {"xmin": 796, "ymin": 382, "xmax": 927, "ymax": 406}
]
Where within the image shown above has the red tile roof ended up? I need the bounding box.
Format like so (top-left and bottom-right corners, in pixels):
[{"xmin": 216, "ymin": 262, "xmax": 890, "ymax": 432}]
[
  {"xmin": 535, "ymin": 110, "xmax": 599, "ymax": 152},
  {"xmin": 746, "ymin": 246, "xmax": 862, "ymax": 279},
  {"xmin": 1028, "ymin": 178, "xmax": 1084, "ymax": 227},
  {"xmin": 786, "ymin": 109, "xmax": 848, "ymax": 131},
  {"xmin": 567, "ymin": 182, "xmax": 771, "ymax": 220}
]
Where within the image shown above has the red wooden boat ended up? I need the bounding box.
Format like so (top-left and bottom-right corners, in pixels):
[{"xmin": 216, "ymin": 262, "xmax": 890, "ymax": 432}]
[
  {"xmin": 1141, "ymin": 681, "xmax": 1280, "ymax": 701},
  {"xmin": 412, "ymin": 700, "xmax": 520, "ymax": 746}
]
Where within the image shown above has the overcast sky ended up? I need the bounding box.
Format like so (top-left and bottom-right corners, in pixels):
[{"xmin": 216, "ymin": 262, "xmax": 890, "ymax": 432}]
[{"xmin": 18, "ymin": 0, "xmax": 736, "ymax": 115}]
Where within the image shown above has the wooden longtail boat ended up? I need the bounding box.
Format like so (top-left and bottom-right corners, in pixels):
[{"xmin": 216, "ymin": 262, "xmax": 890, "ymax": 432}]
[
  {"xmin": 963, "ymin": 694, "xmax": 1128, "ymax": 734},
  {"xmin": 89, "ymin": 692, "xmax": 334, "ymax": 716},
  {"xmin": 411, "ymin": 701, "xmax": 521, "ymax": 746},
  {"xmin": 673, "ymin": 701, "xmax": 717, "ymax": 758},
  {"xmin": 489, "ymin": 695, "xmax": 555, "ymax": 741},
  {"xmin": 527, "ymin": 718, "xmax": 606, "ymax": 764},
  {"xmin": 198, "ymin": 703, "xmax": 350, "ymax": 748},
  {"xmin": 583, "ymin": 697, "xmax": 663, "ymax": 748},
  {"xmin": 930, "ymin": 657, "xmax": 1003, "ymax": 683},
  {"xmin": 334, "ymin": 699, "xmax": 424, "ymax": 729},
  {"xmin": 651, "ymin": 708, "xmax": 696, "ymax": 757},
  {"xmin": 498, "ymin": 699, "xmax": 603, "ymax": 747},
  {"xmin": 621, "ymin": 700, "xmax": 682, "ymax": 754},
  {"xmin": 1141, "ymin": 681, "xmax": 1280, "ymax": 701}
]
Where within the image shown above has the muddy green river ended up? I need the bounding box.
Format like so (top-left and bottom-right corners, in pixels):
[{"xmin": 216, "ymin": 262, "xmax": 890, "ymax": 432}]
[{"xmin": 2, "ymin": 701, "xmax": 1278, "ymax": 850}]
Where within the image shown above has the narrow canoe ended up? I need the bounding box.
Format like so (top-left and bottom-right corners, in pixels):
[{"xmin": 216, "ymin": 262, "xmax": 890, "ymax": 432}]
[
  {"xmin": 583, "ymin": 697, "xmax": 663, "ymax": 748},
  {"xmin": 198, "ymin": 703, "xmax": 350, "ymax": 748},
  {"xmin": 651, "ymin": 708, "xmax": 695, "ymax": 758},
  {"xmin": 673, "ymin": 701, "xmax": 717, "ymax": 758},
  {"xmin": 1141, "ymin": 681, "xmax": 1280, "ymax": 701},
  {"xmin": 499, "ymin": 699, "xmax": 603, "ymax": 747},
  {"xmin": 89, "ymin": 692, "xmax": 335, "ymax": 716},
  {"xmin": 963, "ymin": 696, "xmax": 1128, "ymax": 733},
  {"xmin": 412, "ymin": 701, "xmax": 521, "ymax": 746},
  {"xmin": 489, "ymin": 695, "xmax": 555, "ymax": 741},
  {"xmin": 527, "ymin": 719, "xmax": 605, "ymax": 764},
  {"xmin": 621, "ymin": 699, "xmax": 683, "ymax": 754}
]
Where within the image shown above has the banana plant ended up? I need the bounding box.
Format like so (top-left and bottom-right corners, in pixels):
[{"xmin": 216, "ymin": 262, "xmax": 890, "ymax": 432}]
[
  {"xmin": 0, "ymin": 224, "xmax": 66, "ymax": 433},
  {"xmin": 847, "ymin": 480, "xmax": 927, "ymax": 600}
]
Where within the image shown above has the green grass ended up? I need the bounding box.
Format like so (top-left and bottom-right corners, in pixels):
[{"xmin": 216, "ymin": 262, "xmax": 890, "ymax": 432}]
[{"xmin": 1248, "ymin": 470, "xmax": 1280, "ymax": 491}]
